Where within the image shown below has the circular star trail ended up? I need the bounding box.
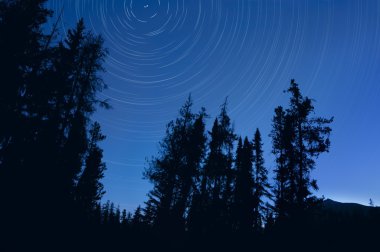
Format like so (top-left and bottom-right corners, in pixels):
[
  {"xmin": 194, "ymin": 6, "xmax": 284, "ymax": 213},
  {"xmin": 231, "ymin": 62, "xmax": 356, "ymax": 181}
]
[
  {"xmin": 47, "ymin": 0, "xmax": 380, "ymax": 210},
  {"xmin": 48, "ymin": 0, "xmax": 318, "ymax": 142}
]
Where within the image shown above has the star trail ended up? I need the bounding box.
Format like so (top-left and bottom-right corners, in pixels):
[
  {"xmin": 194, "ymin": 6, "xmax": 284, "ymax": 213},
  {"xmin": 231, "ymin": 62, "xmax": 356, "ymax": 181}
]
[{"xmin": 47, "ymin": 0, "xmax": 380, "ymax": 211}]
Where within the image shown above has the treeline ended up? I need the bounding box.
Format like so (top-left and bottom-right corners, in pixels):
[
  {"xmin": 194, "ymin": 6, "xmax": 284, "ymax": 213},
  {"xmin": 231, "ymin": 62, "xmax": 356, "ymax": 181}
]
[
  {"xmin": 137, "ymin": 80, "xmax": 333, "ymax": 237},
  {"xmin": 92, "ymin": 81, "xmax": 379, "ymax": 251},
  {"xmin": 1, "ymin": 1, "xmax": 379, "ymax": 251},
  {"xmin": 82, "ymin": 79, "xmax": 334, "ymax": 250}
]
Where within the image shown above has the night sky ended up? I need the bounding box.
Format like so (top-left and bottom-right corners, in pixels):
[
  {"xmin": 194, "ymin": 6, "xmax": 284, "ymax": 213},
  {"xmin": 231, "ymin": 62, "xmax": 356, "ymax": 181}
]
[{"xmin": 47, "ymin": 0, "xmax": 380, "ymax": 211}]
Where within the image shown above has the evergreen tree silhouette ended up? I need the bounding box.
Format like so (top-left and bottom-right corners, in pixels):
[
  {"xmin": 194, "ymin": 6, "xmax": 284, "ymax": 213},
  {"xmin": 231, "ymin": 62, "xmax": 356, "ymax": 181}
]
[
  {"xmin": 121, "ymin": 209, "xmax": 129, "ymax": 228},
  {"xmin": 108, "ymin": 202, "xmax": 116, "ymax": 226},
  {"xmin": 132, "ymin": 205, "xmax": 144, "ymax": 230},
  {"xmin": 285, "ymin": 79, "xmax": 333, "ymax": 210},
  {"xmin": 0, "ymin": 0, "xmax": 53, "ymax": 235},
  {"xmin": 144, "ymin": 96, "xmax": 207, "ymax": 233},
  {"xmin": 0, "ymin": 2, "xmax": 108, "ymax": 239},
  {"xmin": 271, "ymin": 106, "xmax": 296, "ymax": 219},
  {"xmin": 102, "ymin": 200, "xmax": 111, "ymax": 225},
  {"xmin": 232, "ymin": 137, "xmax": 254, "ymax": 232},
  {"xmin": 200, "ymin": 100, "xmax": 236, "ymax": 233},
  {"xmin": 252, "ymin": 129, "xmax": 271, "ymax": 230},
  {"xmin": 115, "ymin": 206, "xmax": 121, "ymax": 228},
  {"xmin": 172, "ymin": 104, "xmax": 207, "ymax": 231},
  {"xmin": 54, "ymin": 19, "xmax": 108, "ymax": 202},
  {"xmin": 143, "ymin": 195, "xmax": 158, "ymax": 227},
  {"xmin": 126, "ymin": 212, "xmax": 133, "ymax": 225},
  {"xmin": 75, "ymin": 122, "xmax": 107, "ymax": 218},
  {"xmin": 271, "ymin": 80, "xmax": 333, "ymax": 221}
]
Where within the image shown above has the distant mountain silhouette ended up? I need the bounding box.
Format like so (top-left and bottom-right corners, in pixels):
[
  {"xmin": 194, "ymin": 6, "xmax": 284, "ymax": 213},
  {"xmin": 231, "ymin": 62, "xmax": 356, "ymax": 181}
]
[{"xmin": 323, "ymin": 198, "xmax": 379, "ymax": 216}]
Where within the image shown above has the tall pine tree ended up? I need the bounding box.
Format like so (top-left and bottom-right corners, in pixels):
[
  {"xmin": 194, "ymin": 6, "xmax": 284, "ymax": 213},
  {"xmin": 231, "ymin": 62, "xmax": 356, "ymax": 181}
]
[
  {"xmin": 285, "ymin": 79, "xmax": 333, "ymax": 210},
  {"xmin": 0, "ymin": 3, "xmax": 109, "ymax": 244},
  {"xmin": 233, "ymin": 137, "xmax": 254, "ymax": 232},
  {"xmin": 200, "ymin": 100, "xmax": 236, "ymax": 232},
  {"xmin": 75, "ymin": 122, "xmax": 107, "ymax": 219},
  {"xmin": 271, "ymin": 79, "xmax": 333, "ymax": 220},
  {"xmin": 144, "ymin": 96, "xmax": 207, "ymax": 232},
  {"xmin": 252, "ymin": 129, "xmax": 271, "ymax": 230}
]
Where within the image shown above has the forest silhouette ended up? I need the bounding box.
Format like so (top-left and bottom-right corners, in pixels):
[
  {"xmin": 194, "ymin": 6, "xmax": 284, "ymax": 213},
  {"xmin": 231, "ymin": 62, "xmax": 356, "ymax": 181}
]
[{"xmin": 1, "ymin": 1, "xmax": 379, "ymax": 251}]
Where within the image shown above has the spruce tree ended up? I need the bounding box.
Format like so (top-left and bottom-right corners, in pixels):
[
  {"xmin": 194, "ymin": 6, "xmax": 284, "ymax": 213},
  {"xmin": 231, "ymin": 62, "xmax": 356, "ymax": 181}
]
[
  {"xmin": 0, "ymin": 4, "xmax": 108, "ymax": 211},
  {"xmin": 271, "ymin": 80, "xmax": 333, "ymax": 220},
  {"xmin": 109, "ymin": 202, "xmax": 115, "ymax": 225},
  {"xmin": 252, "ymin": 129, "xmax": 271, "ymax": 230},
  {"xmin": 233, "ymin": 137, "xmax": 254, "ymax": 232},
  {"xmin": 0, "ymin": 2, "xmax": 110, "ymax": 244},
  {"xmin": 172, "ymin": 106, "xmax": 207, "ymax": 230},
  {"xmin": 285, "ymin": 79, "xmax": 333, "ymax": 210},
  {"xmin": 201, "ymin": 100, "xmax": 236, "ymax": 232},
  {"xmin": 102, "ymin": 201, "xmax": 111, "ymax": 225},
  {"xmin": 55, "ymin": 19, "xmax": 108, "ymax": 200},
  {"xmin": 75, "ymin": 122, "xmax": 107, "ymax": 218},
  {"xmin": 271, "ymin": 106, "xmax": 289, "ymax": 219},
  {"xmin": 115, "ymin": 206, "xmax": 121, "ymax": 227},
  {"xmin": 121, "ymin": 209, "xmax": 129, "ymax": 227},
  {"xmin": 144, "ymin": 96, "xmax": 207, "ymax": 232},
  {"xmin": 132, "ymin": 206, "xmax": 144, "ymax": 230}
]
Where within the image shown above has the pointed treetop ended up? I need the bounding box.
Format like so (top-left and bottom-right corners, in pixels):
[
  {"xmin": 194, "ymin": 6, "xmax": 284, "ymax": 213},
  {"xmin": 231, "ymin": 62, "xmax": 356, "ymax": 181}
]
[
  {"xmin": 254, "ymin": 128, "xmax": 262, "ymax": 141},
  {"xmin": 219, "ymin": 96, "xmax": 229, "ymax": 118},
  {"xmin": 237, "ymin": 136, "xmax": 243, "ymax": 147}
]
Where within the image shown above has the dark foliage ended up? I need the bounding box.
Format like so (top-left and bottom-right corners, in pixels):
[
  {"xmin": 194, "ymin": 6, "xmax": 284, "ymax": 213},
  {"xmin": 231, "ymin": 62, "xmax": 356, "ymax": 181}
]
[
  {"xmin": 0, "ymin": 2, "xmax": 378, "ymax": 251},
  {"xmin": 0, "ymin": 0, "xmax": 108, "ymax": 249}
]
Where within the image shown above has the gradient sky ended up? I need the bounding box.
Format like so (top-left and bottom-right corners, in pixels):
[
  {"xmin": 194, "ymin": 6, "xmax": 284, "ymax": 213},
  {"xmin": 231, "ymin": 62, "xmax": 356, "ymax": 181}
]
[{"xmin": 46, "ymin": 0, "xmax": 380, "ymax": 212}]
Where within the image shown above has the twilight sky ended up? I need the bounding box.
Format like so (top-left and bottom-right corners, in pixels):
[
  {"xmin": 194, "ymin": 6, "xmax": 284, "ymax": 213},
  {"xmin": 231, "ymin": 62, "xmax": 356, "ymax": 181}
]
[{"xmin": 47, "ymin": 0, "xmax": 380, "ymax": 211}]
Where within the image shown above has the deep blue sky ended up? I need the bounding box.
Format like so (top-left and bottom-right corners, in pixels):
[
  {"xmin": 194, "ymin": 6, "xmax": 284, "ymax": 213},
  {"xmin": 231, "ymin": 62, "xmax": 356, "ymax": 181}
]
[{"xmin": 47, "ymin": 0, "xmax": 380, "ymax": 211}]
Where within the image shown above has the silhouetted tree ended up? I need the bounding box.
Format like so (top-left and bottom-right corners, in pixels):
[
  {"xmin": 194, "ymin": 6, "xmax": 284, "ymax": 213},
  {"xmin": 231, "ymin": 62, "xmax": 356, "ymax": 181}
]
[
  {"xmin": 0, "ymin": 0, "xmax": 53, "ymax": 234},
  {"xmin": 143, "ymin": 198, "xmax": 157, "ymax": 227},
  {"xmin": 252, "ymin": 129, "xmax": 271, "ymax": 230},
  {"xmin": 115, "ymin": 206, "xmax": 121, "ymax": 228},
  {"xmin": 126, "ymin": 212, "xmax": 133, "ymax": 225},
  {"xmin": 200, "ymin": 100, "xmax": 236, "ymax": 232},
  {"xmin": 172, "ymin": 106, "xmax": 207, "ymax": 231},
  {"xmin": 121, "ymin": 209, "xmax": 129, "ymax": 227},
  {"xmin": 285, "ymin": 79, "xmax": 333, "ymax": 210},
  {"xmin": 271, "ymin": 80, "xmax": 333, "ymax": 221},
  {"xmin": 271, "ymin": 106, "xmax": 295, "ymax": 219},
  {"xmin": 144, "ymin": 96, "xmax": 207, "ymax": 232},
  {"xmin": 109, "ymin": 202, "xmax": 116, "ymax": 226},
  {"xmin": 233, "ymin": 137, "xmax": 254, "ymax": 232},
  {"xmin": 102, "ymin": 200, "xmax": 111, "ymax": 225},
  {"xmin": 0, "ymin": 1, "xmax": 108, "ymax": 236},
  {"xmin": 54, "ymin": 19, "xmax": 108, "ymax": 202},
  {"xmin": 132, "ymin": 205, "xmax": 144, "ymax": 229},
  {"xmin": 75, "ymin": 122, "xmax": 106, "ymax": 218}
]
